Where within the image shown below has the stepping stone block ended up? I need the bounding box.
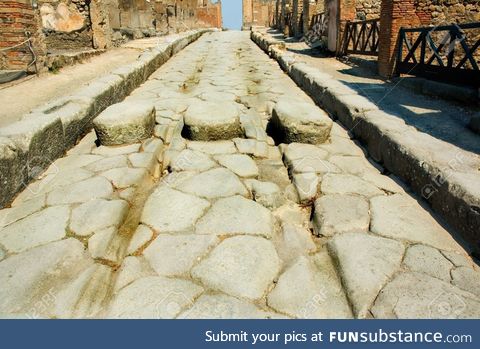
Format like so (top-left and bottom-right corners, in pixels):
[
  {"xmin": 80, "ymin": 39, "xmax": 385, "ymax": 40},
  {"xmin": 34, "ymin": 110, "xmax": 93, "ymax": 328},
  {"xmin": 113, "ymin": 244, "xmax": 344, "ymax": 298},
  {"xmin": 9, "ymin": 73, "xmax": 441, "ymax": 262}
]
[
  {"xmin": 183, "ymin": 101, "xmax": 243, "ymax": 141},
  {"xmin": 93, "ymin": 101, "xmax": 155, "ymax": 146},
  {"xmin": 270, "ymin": 100, "xmax": 332, "ymax": 144}
]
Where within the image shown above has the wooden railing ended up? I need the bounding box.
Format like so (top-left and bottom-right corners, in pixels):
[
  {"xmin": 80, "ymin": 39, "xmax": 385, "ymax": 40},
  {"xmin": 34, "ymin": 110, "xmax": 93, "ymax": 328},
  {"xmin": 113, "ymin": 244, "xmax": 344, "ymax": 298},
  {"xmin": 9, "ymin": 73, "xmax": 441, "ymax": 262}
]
[
  {"xmin": 341, "ymin": 18, "xmax": 380, "ymax": 56},
  {"xmin": 396, "ymin": 22, "xmax": 480, "ymax": 86}
]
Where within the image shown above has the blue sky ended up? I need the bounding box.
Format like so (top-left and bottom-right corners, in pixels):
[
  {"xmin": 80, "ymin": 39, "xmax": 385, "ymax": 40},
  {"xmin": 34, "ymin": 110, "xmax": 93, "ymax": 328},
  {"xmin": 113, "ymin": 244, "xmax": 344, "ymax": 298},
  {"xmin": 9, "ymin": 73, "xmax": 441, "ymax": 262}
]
[{"xmin": 221, "ymin": 0, "xmax": 242, "ymax": 30}]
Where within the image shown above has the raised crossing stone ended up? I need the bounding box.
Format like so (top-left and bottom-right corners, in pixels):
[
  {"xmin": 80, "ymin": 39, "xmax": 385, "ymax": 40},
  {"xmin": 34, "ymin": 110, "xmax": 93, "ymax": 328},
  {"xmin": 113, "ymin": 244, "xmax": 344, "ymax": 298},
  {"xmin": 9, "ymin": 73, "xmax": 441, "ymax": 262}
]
[
  {"xmin": 270, "ymin": 100, "xmax": 332, "ymax": 144},
  {"xmin": 93, "ymin": 102, "xmax": 155, "ymax": 146},
  {"xmin": 183, "ymin": 101, "xmax": 243, "ymax": 141}
]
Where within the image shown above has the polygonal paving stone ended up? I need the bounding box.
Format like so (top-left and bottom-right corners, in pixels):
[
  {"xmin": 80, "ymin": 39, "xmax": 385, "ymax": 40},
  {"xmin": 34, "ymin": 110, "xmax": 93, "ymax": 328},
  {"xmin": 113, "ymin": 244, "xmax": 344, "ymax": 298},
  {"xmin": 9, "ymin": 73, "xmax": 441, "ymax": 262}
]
[
  {"xmin": 0, "ymin": 195, "xmax": 44, "ymax": 228},
  {"xmin": 244, "ymin": 179, "xmax": 284, "ymax": 209},
  {"xmin": 88, "ymin": 227, "xmax": 120, "ymax": 263},
  {"xmin": 85, "ymin": 155, "xmax": 128, "ymax": 172},
  {"xmin": 313, "ymin": 194, "xmax": 370, "ymax": 237},
  {"xmin": 92, "ymin": 143, "xmax": 140, "ymax": 156},
  {"xmin": 144, "ymin": 234, "xmax": 219, "ymax": 277},
  {"xmin": 273, "ymin": 223, "xmax": 316, "ymax": 264},
  {"xmin": 126, "ymin": 225, "xmax": 154, "ymax": 255},
  {"xmin": 0, "ymin": 238, "xmax": 93, "ymax": 316},
  {"xmin": 403, "ymin": 244, "xmax": 453, "ymax": 281},
  {"xmin": 282, "ymin": 143, "xmax": 329, "ymax": 163},
  {"xmin": 179, "ymin": 294, "xmax": 281, "ymax": 319},
  {"xmin": 321, "ymin": 173, "xmax": 384, "ymax": 197},
  {"xmin": 141, "ymin": 186, "xmax": 210, "ymax": 233},
  {"xmin": 47, "ymin": 176, "xmax": 113, "ymax": 205},
  {"xmin": 114, "ymin": 256, "xmax": 156, "ymax": 293},
  {"xmin": 370, "ymin": 194, "xmax": 462, "ymax": 251},
  {"xmin": 0, "ymin": 206, "xmax": 70, "ymax": 253},
  {"xmin": 191, "ymin": 236, "xmax": 281, "ymax": 300},
  {"xmin": 184, "ymin": 101, "xmax": 243, "ymax": 141},
  {"xmin": 328, "ymin": 232, "xmax": 405, "ymax": 318},
  {"xmin": 292, "ymin": 173, "xmax": 320, "ymax": 203},
  {"xmin": 187, "ymin": 140, "xmax": 237, "ymax": 155},
  {"xmin": 372, "ymin": 272, "xmax": 480, "ymax": 319},
  {"xmin": 174, "ymin": 168, "xmax": 248, "ymax": 199},
  {"xmin": 329, "ymin": 155, "xmax": 379, "ymax": 176},
  {"xmin": 451, "ymin": 267, "xmax": 480, "ymax": 297},
  {"xmin": 107, "ymin": 276, "xmax": 204, "ymax": 319},
  {"xmin": 195, "ymin": 195, "xmax": 274, "ymax": 237},
  {"xmin": 214, "ymin": 154, "xmax": 259, "ymax": 177},
  {"xmin": 271, "ymin": 100, "xmax": 332, "ymax": 144},
  {"xmin": 289, "ymin": 157, "xmax": 340, "ymax": 175},
  {"xmin": 169, "ymin": 149, "xmax": 216, "ymax": 172},
  {"xmin": 70, "ymin": 199, "xmax": 128, "ymax": 237},
  {"xmin": 101, "ymin": 167, "xmax": 147, "ymax": 188},
  {"xmin": 233, "ymin": 138, "xmax": 268, "ymax": 158},
  {"xmin": 268, "ymin": 256, "xmax": 352, "ymax": 319}
]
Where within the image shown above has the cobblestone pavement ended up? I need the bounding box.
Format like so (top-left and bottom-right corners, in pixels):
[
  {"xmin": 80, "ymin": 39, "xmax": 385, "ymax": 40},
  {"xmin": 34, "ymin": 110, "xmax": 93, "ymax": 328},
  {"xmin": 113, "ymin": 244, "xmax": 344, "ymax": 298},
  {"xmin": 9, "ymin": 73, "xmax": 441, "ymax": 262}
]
[{"xmin": 1, "ymin": 31, "xmax": 479, "ymax": 319}]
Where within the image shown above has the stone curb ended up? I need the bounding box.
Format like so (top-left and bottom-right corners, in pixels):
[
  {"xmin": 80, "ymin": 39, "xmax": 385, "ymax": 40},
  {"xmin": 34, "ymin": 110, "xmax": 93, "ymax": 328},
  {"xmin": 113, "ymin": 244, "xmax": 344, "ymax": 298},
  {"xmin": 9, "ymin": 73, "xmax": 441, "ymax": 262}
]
[
  {"xmin": 0, "ymin": 29, "xmax": 211, "ymax": 209},
  {"xmin": 251, "ymin": 30, "xmax": 480, "ymax": 253}
]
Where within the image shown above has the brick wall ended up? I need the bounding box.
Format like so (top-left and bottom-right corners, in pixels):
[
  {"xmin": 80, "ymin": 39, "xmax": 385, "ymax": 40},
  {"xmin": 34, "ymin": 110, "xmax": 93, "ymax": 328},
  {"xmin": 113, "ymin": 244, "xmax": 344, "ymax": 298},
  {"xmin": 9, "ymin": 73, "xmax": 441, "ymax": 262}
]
[
  {"xmin": 0, "ymin": 0, "xmax": 46, "ymax": 71},
  {"xmin": 197, "ymin": 1, "xmax": 222, "ymax": 28}
]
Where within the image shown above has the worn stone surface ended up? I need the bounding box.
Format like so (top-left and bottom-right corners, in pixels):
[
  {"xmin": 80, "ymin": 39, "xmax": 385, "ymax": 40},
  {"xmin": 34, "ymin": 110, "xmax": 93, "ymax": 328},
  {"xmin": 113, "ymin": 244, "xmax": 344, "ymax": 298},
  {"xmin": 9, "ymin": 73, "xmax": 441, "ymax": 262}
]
[
  {"xmin": 372, "ymin": 272, "xmax": 480, "ymax": 319},
  {"xmin": 70, "ymin": 199, "xmax": 128, "ymax": 237},
  {"xmin": 144, "ymin": 234, "xmax": 218, "ymax": 277},
  {"xmin": 142, "ymin": 186, "xmax": 210, "ymax": 233},
  {"xmin": 93, "ymin": 102, "xmax": 155, "ymax": 146},
  {"xmin": 102, "ymin": 167, "xmax": 147, "ymax": 188},
  {"xmin": 268, "ymin": 256, "xmax": 352, "ymax": 319},
  {"xmin": 196, "ymin": 195, "xmax": 274, "ymax": 238},
  {"xmin": 271, "ymin": 100, "xmax": 332, "ymax": 144},
  {"xmin": 174, "ymin": 168, "xmax": 248, "ymax": 199},
  {"xmin": 192, "ymin": 236, "xmax": 281, "ymax": 300},
  {"xmin": 451, "ymin": 267, "xmax": 480, "ymax": 297},
  {"xmin": 0, "ymin": 238, "xmax": 93, "ymax": 316},
  {"xmin": 127, "ymin": 225, "xmax": 154, "ymax": 255},
  {"xmin": 370, "ymin": 194, "xmax": 462, "ymax": 251},
  {"xmin": 0, "ymin": 206, "xmax": 69, "ymax": 253},
  {"xmin": 187, "ymin": 141, "xmax": 237, "ymax": 155},
  {"xmin": 328, "ymin": 233, "xmax": 405, "ymax": 318},
  {"xmin": 47, "ymin": 176, "xmax": 113, "ymax": 205},
  {"xmin": 214, "ymin": 154, "xmax": 259, "ymax": 177},
  {"xmin": 169, "ymin": 149, "xmax": 216, "ymax": 172},
  {"xmin": 179, "ymin": 294, "xmax": 280, "ymax": 319},
  {"xmin": 184, "ymin": 101, "xmax": 243, "ymax": 141},
  {"xmin": 244, "ymin": 179, "xmax": 283, "ymax": 209},
  {"xmin": 313, "ymin": 194, "xmax": 370, "ymax": 236},
  {"xmin": 321, "ymin": 174, "xmax": 384, "ymax": 197},
  {"xmin": 403, "ymin": 244, "xmax": 453, "ymax": 281},
  {"xmin": 107, "ymin": 276, "xmax": 204, "ymax": 319}
]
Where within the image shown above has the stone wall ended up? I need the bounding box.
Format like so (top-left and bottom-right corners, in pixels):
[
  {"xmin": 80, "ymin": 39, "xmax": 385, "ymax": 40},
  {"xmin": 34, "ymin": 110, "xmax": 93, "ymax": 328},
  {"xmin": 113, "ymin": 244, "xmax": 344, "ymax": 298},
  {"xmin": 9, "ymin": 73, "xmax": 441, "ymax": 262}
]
[
  {"xmin": 39, "ymin": 0, "xmax": 94, "ymax": 50},
  {"xmin": 243, "ymin": 0, "xmax": 275, "ymax": 29},
  {"xmin": 197, "ymin": 0, "xmax": 222, "ymax": 28},
  {"xmin": 355, "ymin": 0, "xmax": 380, "ymax": 20}
]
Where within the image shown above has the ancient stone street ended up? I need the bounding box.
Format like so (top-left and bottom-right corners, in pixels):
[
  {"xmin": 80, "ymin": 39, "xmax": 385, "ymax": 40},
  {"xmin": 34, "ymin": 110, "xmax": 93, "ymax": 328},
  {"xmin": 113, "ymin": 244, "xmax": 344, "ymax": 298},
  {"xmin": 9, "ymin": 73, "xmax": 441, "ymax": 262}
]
[{"xmin": 0, "ymin": 30, "xmax": 479, "ymax": 319}]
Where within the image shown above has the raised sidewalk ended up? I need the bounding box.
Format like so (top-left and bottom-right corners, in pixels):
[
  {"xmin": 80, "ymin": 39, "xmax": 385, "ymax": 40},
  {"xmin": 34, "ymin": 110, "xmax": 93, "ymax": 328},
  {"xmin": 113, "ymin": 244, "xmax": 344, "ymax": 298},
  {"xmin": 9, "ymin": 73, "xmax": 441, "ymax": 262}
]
[
  {"xmin": 0, "ymin": 30, "xmax": 211, "ymax": 208},
  {"xmin": 251, "ymin": 29, "xmax": 480, "ymax": 253}
]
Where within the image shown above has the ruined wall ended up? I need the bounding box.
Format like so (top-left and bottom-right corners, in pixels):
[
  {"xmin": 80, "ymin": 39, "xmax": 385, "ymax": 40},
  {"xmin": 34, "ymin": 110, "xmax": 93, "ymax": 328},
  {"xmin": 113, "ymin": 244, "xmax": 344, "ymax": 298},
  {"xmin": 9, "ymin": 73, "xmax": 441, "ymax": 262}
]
[
  {"xmin": 197, "ymin": 0, "xmax": 222, "ymax": 28},
  {"xmin": 39, "ymin": 0, "xmax": 93, "ymax": 50},
  {"xmin": 243, "ymin": 0, "xmax": 275, "ymax": 29},
  {"xmin": 0, "ymin": 0, "xmax": 46, "ymax": 70}
]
